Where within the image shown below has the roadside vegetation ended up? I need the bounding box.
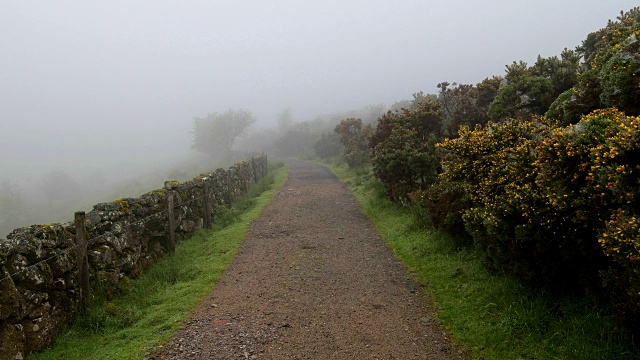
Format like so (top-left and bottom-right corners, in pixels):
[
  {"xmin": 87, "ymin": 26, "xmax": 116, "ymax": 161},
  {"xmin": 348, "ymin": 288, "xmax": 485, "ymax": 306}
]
[
  {"xmin": 29, "ymin": 162, "xmax": 288, "ymax": 360},
  {"xmin": 311, "ymin": 7, "xmax": 640, "ymax": 358},
  {"xmin": 321, "ymin": 158, "xmax": 637, "ymax": 359},
  {"xmin": 23, "ymin": 6, "xmax": 640, "ymax": 359}
]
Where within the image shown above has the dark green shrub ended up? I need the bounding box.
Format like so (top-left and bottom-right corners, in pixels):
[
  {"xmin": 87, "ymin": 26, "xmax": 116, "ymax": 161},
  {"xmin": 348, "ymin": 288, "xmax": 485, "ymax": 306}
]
[
  {"xmin": 438, "ymin": 119, "xmax": 594, "ymax": 289},
  {"xmin": 536, "ymin": 108, "xmax": 640, "ymax": 329},
  {"xmin": 547, "ymin": 7, "xmax": 640, "ymax": 121},
  {"xmin": 440, "ymin": 108, "xmax": 640, "ymax": 335},
  {"xmin": 314, "ymin": 132, "xmax": 343, "ymax": 158},
  {"xmin": 369, "ymin": 100, "xmax": 443, "ymax": 201},
  {"xmin": 412, "ymin": 181, "xmax": 470, "ymax": 241},
  {"xmin": 334, "ymin": 118, "xmax": 371, "ymax": 168}
]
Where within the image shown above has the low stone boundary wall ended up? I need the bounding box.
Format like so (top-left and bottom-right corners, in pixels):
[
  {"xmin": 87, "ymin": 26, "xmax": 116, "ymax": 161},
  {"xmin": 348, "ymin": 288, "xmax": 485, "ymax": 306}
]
[{"xmin": 0, "ymin": 155, "xmax": 268, "ymax": 359}]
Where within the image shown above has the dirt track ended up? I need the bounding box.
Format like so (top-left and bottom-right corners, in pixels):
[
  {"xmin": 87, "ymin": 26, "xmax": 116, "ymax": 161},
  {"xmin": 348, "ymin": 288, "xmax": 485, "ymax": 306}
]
[{"xmin": 153, "ymin": 160, "xmax": 468, "ymax": 359}]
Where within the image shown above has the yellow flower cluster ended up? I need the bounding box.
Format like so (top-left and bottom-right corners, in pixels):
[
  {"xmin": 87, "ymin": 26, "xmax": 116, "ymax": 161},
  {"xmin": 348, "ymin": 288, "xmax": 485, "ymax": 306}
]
[
  {"xmin": 439, "ymin": 108, "xmax": 640, "ymax": 295},
  {"xmin": 439, "ymin": 120, "xmax": 546, "ymax": 233},
  {"xmin": 599, "ymin": 209, "xmax": 640, "ymax": 264}
]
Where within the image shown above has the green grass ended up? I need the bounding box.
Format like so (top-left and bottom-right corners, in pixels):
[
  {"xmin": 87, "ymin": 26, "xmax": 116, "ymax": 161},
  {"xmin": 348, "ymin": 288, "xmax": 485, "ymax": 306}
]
[
  {"xmin": 29, "ymin": 164, "xmax": 288, "ymax": 360},
  {"xmin": 319, "ymin": 158, "xmax": 638, "ymax": 360}
]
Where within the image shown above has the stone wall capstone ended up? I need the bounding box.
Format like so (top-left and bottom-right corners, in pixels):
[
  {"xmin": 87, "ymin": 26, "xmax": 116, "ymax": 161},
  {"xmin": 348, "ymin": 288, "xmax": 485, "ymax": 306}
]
[{"xmin": 0, "ymin": 155, "xmax": 267, "ymax": 359}]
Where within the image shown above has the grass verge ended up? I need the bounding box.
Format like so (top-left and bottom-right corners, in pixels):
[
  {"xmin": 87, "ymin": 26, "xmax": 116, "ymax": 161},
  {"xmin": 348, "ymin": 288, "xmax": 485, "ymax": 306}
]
[
  {"xmin": 319, "ymin": 158, "xmax": 637, "ymax": 360},
  {"xmin": 30, "ymin": 163, "xmax": 288, "ymax": 360}
]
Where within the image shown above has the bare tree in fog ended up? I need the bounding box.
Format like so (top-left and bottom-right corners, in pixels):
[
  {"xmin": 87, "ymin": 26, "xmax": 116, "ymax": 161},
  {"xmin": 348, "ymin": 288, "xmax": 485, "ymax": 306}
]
[
  {"xmin": 192, "ymin": 109, "xmax": 257, "ymax": 158},
  {"xmin": 277, "ymin": 108, "xmax": 295, "ymax": 132}
]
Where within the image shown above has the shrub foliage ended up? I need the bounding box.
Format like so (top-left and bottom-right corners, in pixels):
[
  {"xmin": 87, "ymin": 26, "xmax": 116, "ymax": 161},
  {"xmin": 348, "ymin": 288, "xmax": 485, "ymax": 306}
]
[
  {"xmin": 437, "ymin": 120, "xmax": 585, "ymax": 288},
  {"xmin": 314, "ymin": 132, "xmax": 343, "ymax": 158},
  {"xmin": 360, "ymin": 6, "xmax": 640, "ymax": 336},
  {"xmin": 537, "ymin": 109, "xmax": 640, "ymax": 326},
  {"xmin": 368, "ymin": 100, "xmax": 443, "ymax": 200},
  {"xmin": 333, "ymin": 118, "xmax": 371, "ymax": 168}
]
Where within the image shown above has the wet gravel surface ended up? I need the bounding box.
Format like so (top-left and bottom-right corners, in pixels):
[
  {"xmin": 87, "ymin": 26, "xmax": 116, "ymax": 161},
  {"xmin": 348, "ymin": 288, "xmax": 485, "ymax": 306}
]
[{"xmin": 151, "ymin": 160, "xmax": 469, "ymax": 359}]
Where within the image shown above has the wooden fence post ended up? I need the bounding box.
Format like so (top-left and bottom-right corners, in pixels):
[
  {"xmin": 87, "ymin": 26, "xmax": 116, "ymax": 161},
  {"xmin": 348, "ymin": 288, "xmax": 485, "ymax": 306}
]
[
  {"xmin": 261, "ymin": 155, "xmax": 267, "ymax": 179},
  {"xmin": 242, "ymin": 164, "xmax": 249, "ymax": 194},
  {"xmin": 203, "ymin": 180, "xmax": 212, "ymax": 229},
  {"xmin": 226, "ymin": 170, "xmax": 233, "ymax": 205},
  {"xmin": 74, "ymin": 211, "xmax": 90, "ymax": 314},
  {"xmin": 167, "ymin": 191, "xmax": 176, "ymax": 254},
  {"xmin": 251, "ymin": 157, "xmax": 258, "ymax": 183}
]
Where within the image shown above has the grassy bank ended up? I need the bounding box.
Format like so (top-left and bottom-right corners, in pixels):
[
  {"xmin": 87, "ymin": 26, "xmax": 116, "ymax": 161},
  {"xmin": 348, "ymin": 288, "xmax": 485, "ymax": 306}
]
[
  {"xmin": 30, "ymin": 163, "xmax": 288, "ymax": 360},
  {"xmin": 321, "ymin": 158, "xmax": 637, "ymax": 360}
]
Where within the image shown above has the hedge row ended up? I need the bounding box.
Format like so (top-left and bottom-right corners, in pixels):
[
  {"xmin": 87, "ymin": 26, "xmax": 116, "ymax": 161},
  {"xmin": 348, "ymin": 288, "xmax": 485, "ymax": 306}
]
[
  {"xmin": 431, "ymin": 109, "xmax": 638, "ymax": 330},
  {"xmin": 359, "ymin": 8, "xmax": 640, "ymax": 333}
]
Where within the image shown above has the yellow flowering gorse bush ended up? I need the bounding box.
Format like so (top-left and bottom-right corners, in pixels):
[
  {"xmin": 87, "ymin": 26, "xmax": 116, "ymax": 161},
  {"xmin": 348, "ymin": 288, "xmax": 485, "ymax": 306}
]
[
  {"xmin": 439, "ymin": 108, "xmax": 640, "ymax": 320},
  {"xmin": 438, "ymin": 120, "xmax": 576, "ymax": 285}
]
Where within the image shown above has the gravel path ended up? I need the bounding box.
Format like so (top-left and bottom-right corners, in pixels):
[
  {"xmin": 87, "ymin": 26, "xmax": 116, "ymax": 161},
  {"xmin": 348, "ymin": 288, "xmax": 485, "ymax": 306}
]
[{"xmin": 152, "ymin": 160, "xmax": 468, "ymax": 359}]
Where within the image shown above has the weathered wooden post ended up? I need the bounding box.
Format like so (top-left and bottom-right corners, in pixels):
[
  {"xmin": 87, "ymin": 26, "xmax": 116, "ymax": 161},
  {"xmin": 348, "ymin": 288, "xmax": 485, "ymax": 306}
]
[
  {"xmin": 251, "ymin": 157, "xmax": 258, "ymax": 183},
  {"xmin": 226, "ymin": 169, "xmax": 233, "ymax": 205},
  {"xmin": 260, "ymin": 155, "xmax": 267, "ymax": 179},
  {"xmin": 264, "ymin": 155, "xmax": 268, "ymax": 178},
  {"xmin": 74, "ymin": 211, "xmax": 90, "ymax": 314},
  {"xmin": 241, "ymin": 163, "xmax": 248, "ymax": 195},
  {"xmin": 203, "ymin": 179, "xmax": 212, "ymax": 229},
  {"xmin": 166, "ymin": 191, "xmax": 176, "ymax": 254}
]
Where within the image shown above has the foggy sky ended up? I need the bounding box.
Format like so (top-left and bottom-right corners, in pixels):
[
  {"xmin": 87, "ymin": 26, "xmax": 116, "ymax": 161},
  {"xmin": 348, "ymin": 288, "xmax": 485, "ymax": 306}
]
[{"xmin": 1, "ymin": 0, "xmax": 638, "ymax": 183}]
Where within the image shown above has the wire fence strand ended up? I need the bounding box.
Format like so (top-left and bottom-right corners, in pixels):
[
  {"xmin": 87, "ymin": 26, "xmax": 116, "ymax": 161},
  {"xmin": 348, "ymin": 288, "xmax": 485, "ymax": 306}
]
[
  {"xmin": 0, "ymin": 157, "xmax": 266, "ymax": 286},
  {"xmin": 0, "ymin": 242, "xmax": 82, "ymax": 285},
  {"xmin": 0, "ymin": 184, "xmax": 220, "ymax": 286}
]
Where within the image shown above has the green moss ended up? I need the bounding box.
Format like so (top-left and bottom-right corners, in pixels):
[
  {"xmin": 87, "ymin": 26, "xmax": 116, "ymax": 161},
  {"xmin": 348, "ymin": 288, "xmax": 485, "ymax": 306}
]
[
  {"xmin": 34, "ymin": 224, "xmax": 62, "ymax": 240},
  {"xmin": 114, "ymin": 199, "xmax": 132, "ymax": 215},
  {"xmin": 149, "ymin": 189, "xmax": 168, "ymax": 205},
  {"xmin": 164, "ymin": 180, "xmax": 180, "ymax": 189}
]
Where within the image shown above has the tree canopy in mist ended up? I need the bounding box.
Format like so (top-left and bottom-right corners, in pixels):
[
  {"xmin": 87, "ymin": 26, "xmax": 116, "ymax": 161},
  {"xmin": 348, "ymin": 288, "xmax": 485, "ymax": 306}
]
[{"xmin": 192, "ymin": 109, "xmax": 257, "ymax": 157}]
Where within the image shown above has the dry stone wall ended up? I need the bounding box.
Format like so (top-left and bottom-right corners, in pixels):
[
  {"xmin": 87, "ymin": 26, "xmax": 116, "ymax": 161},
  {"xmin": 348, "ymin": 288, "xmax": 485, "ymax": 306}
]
[{"xmin": 0, "ymin": 155, "xmax": 267, "ymax": 359}]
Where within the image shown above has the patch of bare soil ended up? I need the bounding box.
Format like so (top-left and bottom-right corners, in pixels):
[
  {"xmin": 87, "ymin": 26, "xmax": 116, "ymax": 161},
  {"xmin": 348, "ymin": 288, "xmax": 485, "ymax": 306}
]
[{"xmin": 152, "ymin": 160, "xmax": 469, "ymax": 359}]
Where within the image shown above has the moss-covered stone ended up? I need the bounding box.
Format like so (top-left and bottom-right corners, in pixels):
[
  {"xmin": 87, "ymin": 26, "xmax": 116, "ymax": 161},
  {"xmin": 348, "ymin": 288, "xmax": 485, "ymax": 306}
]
[{"xmin": 164, "ymin": 180, "xmax": 180, "ymax": 190}]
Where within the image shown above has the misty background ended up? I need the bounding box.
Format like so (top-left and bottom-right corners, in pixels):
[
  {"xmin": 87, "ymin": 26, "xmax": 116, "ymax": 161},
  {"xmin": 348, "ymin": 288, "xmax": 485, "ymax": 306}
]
[{"xmin": 1, "ymin": 0, "xmax": 637, "ymax": 237}]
